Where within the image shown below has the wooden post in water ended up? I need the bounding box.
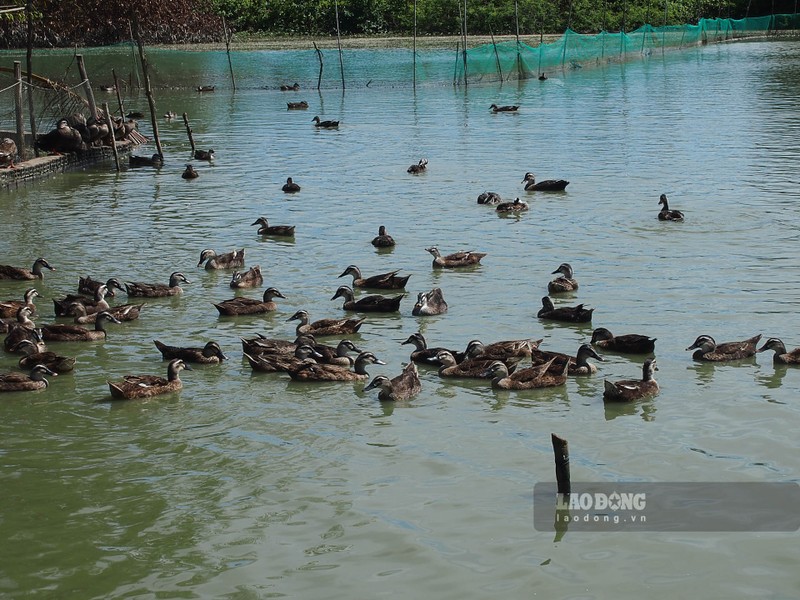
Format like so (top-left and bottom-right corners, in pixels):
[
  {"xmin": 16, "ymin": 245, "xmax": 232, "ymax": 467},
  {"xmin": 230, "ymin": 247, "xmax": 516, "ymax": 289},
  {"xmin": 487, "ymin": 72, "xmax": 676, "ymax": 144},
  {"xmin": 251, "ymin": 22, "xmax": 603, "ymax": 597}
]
[
  {"xmin": 222, "ymin": 15, "xmax": 236, "ymax": 91},
  {"xmin": 413, "ymin": 0, "xmax": 417, "ymax": 89},
  {"xmin": 103, "ymin": 102, "xmax": 120, "ymax": 172},
  {"xmin": 551, "ymin": 433, "xmax": 571, "ymax": 495},
  {"xmin": 13, "ymin": 62, "xmax": 26, "ymax": 161},
  {"xmin": 461, "ymin": 0, "xmax": 469, "ymax": 86},
  {"xmin": 313, "ymin": 42, "xmax": 324, "ymax": 90},
  {"xmin": 453, "ymin": 40, "xmax": 460, "ymax": 85},
  {"xmin": 334, "ymin": 0, "xmax": 345, "ymax": 89},
  {"xmin": 112, "ymin": 69, "xmax": 125, "ymax": 117},
  {"xmin": 182, "ymin": 113, "xmax": 196, "ymax": 154},
  {"xmin": 131, "ymin": 9, "xmax": 164, "ymax": 158},
  {"xmin": 25, "ymin": 0, "xmax": 37, "ymax": 158},
  {"xmin": 490, "ymin": 29, "xmax": 503, "ymax": 82},
  {"xmin": 76, "ymin": 55, "xmax": 99, "ymax": 119},
  {"xmin": 128, "ymin": 21, "xmax": 141, "ymax": 90}
]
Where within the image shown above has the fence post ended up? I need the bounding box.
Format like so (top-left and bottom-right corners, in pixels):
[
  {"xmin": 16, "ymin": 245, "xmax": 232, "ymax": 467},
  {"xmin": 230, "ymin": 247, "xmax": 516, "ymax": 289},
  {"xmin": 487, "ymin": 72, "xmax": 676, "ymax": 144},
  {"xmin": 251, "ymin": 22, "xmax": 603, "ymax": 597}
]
[
  {"xmin": 13, "ymin": 61, "xmax": 26, "ymax": 161},
  {"xmin": 76, "ymin": 54, "xmax": 99, "ymax": 119}
]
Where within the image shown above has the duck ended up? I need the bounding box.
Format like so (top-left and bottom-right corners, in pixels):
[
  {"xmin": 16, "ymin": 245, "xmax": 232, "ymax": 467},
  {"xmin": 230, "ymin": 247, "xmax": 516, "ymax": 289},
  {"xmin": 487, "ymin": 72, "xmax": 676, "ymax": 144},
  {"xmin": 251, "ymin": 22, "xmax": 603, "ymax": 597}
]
[
  {"xmin": 477, "ymin": 191, "xmax": 502, "ymax": 205},
  {"xmin": 287, "ymin": 101, "xmax": 308, "ymax": 110},
  {"xmin": 412, "ymin": 287, "xmax": 448, "ymax": 316},
  {"xmin": 241, "ymin": 333, "xmax": 315, "ymax": 356},
  {"xmin": 538, "ymin": 72, "xmax": 548, "ymax": 81},
  {"xmin": 36, "ymin": 120, "xmax": 86, "ymax": 154},
  {"xmin": 244, "ymin": 344, "xmax": 323, "ymax": 373},
  {"xmin": 435, "ymin": 350, "xmax": 518, "ymax": 379},
  {"xmin": 603, "ymin": 358, "xmax": 660, "ymax": 402},
  {"xmin": 229, "ymin": 266, "xmax": 264, "ymax": 289},
  {"xmin": 496, "ymin": 198, "xmax": 528, "ymax": 213},
  {"xmin": 198, "ymin": 248, "xmax": 245, "ymax": 270},
  {"xmin": 0, "ymin": 137, "xmax": 17, "ymax": 167},
  {"xmin": 312, "ymin": 116, "xmax": 339, "ymax": 128},
  {"xmin": 164, "ymin": 111, "xmax": 177, "ymax": 119},
  {"xmin": 181, "ymin": 165, "xmax": 199, "ymax": 179},
  {"xmin": 12, "ymin": 339, "xmax": 76, "ymax": 373},
  {"xmin": 686, "ymin": 334, "xmax": 762, "ymax": 362},
  {"xmin": 288, "ymin": 310, "xmax": 365, "ymax": 337},
  {"xmin": 591, "ymin": 328, "xmax": 656, "ymax": 354},
  {"xmin": 482, "ymin": 357, "xmax": 569, "ymax": 390},
  {"xmin": 548, "ymin": 263, "xmax": 579, "ymax": 293},
  {"xmin": 194, "ymin": 148, "xmax": 214, "ymax": 161},
  {"xmin": 0, "ymin": 288, "xmax": 39, "ymax": 318},
  {"xmin": 371, "ymin": 225, "xmax": 396, "ymax": 248},
  {"xmin": 364, "ymin": 362, "xmax": 422, "ymax": 402},
  {"xmin": 125, "ymin": 272, "xmax": 191, "ymax": 297},
  {"xmin": 196, "ymin": 85, "xmax": 215, "ymax": 92},
  {"xmin": 0, "ymin": 258, "xmax": 55, "ymax": 280},
  {"xmin": 153, "ymin": 340, "xmax": 227, "ymax": 364},
  {"xmin": 311, "ymin": 339, "xmax": 363, "ymax": 366},
  {"xmin": 0, "ymin": 364, "xmax": 58, "ymax": 392},
  {"xmin": 251, "ymin": 216, "xmax": 296, "ymax": 237},
  {"xmin": 537, "ymin": 296, "xmax": 593, "ymax": 323},
  {"xmin": 530, "ymin": 343, "xmax": 605, "ymax": 375},
  {"xmin": 338, "ymin": 265, "xmax": 411, "ymax": 290},
  {"xmin": 331, "ymin": 286, "xmax": 402, "ymax": 313},
  {"xmin": 658, "ymin": 194, "xmax": 685, "ymax": 221},
  {"xmin": 68, "ymin": 301, "xmax": 144, "ymax": 324},
  {"xmin": 287, "ymin": 351, "xmax": 385, "ymax": 382},
  {"xmin": 426, "ymin": 247, "xmax": 486, "ymax": 268},
  {"xmin": 78, "ymin": 276, "xmax": 126, "ymax": 298},
  {"xmin": 282, "ymin": 177, "xmax": 301, "ymax": 193},
  {"xmin": 522, "ymin": 172, "xmax": 569, "ymax": 191},
  {"xmin": 489, "ymin": 103, "xmax": 520, "ymax": 112},
  {"xmin": 465, "ymin": 338, "xmax": 540, "ymax": 362},
  {"xmin": 3, "ymin": 307, "xmax": 44, "ymax": 353},
  {"xmin": 214, "ymin": 287, "xmax": 286, "ymax": 316},
  {"xmin": 401, "ymin": 332, "xmax": 464, "ymax": 364},
  {"xmin": 280, "ymin": 82, "xmax": 300, "ymax": 91},
  {"xmin": 54, "ymin": 284, "xmax": 110, "ymax": 317},
  {"xmin": 126, "ymin": 111, "xmax": 145, "ymax": 119},
  {"xmin": 407, "ymin": 158, "xmax": 428, "ymax": 174},
  {"xmin": 108, "ymin": 358, "xmax": 191, "ymax": 399},
  {"xmin": 757, "ymin": 338, "xmax": 800, "ymax": 365},
  {"xmin": 129, "ymin": 153, "xmax": 163, "ymax": 168},
  {"xmin": 41, "ymin": 311, "xmax": 121, "ymax": 342}
]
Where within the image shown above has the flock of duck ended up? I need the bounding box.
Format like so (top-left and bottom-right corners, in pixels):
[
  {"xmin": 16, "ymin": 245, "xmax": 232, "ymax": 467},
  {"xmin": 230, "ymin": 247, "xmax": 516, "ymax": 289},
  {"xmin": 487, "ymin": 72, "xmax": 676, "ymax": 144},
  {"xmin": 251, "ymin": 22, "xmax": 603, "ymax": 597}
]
[{"xmin": 1, "ymin": 177, "xmax": 796, "ymax": 402}]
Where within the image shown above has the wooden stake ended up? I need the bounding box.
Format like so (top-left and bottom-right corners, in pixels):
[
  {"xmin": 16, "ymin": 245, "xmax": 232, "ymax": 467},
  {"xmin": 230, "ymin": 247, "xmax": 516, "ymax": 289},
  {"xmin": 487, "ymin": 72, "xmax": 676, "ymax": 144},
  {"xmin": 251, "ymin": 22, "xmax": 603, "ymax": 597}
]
[
  {"xmin": 76, "ymin": 54, "xmax": 98, "ymax": 119},
  {"xmin": 223, "ymin": 15, "xmax": 236, "ymax": 91},
  {"xmin": 131, "ymin": 9, "xmax": 163, "ymax": 158},
  {"xmin": 551, "ymin": 433, "xmax": 571, "ymax": 494},
  {"xmin": 112, "ymin": 69, "xmax": 125, "ymax": 117},
  {"xmin": 490, "ymin": 28, "xmax": 503, "ymax": 81},
  {"xmin": 413, "ymin": 0, "xmax": 417, "ymax": 90},
  {"xmin": 103, "ymin": 102, "xmax": 120, "ymax": 172},
  {"xmin": 25, "ymin": 0, "xmax": 37, "ymax": 158},
  {"xmin": 13, "ymin": 61, "xmax": 25, "ymax": 161},
  {"xmin": 182, "ymin": 113, "xmax": 196, "ymax": 154},
  {"xmin": 313, "ymin": 42, "xmax": 324, "ymax": 90},
  {"xmin": 334, "ymin": 0, "xmax": 345, "ymax": 89}
]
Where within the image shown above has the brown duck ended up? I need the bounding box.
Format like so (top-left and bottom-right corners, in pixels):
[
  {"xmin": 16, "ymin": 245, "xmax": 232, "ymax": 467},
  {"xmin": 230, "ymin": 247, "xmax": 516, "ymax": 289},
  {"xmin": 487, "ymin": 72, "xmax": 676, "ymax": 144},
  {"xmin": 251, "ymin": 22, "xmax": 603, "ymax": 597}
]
[
  {"xmin": 364, "ymin": 362, "xmax": 422, "ymax": 402},
  {"xmin": 411, "ymin": 288, "xmax": 448, "ymax": 316},
  {"xmin": 41, "ymin": 311, "xmax": 121, "ymax": 342},
  {"xmin": 331, "ymin": 285, "xmax": 402, "ymax": 313},
  {"xmin": 125, "ymin": 272, "xmax": 191, "ymax": 297},
  {"xmin": 522, "ymin": 172, "xmax": 569, "ymax": 191},
  {"xmin": 214, "ymin": 287, "xmax": 286, "ymax": 316},
  {"xmin": 401, "ymin": 332, "xmax": 463, "ymax": 364},
  {"xmin": 53, "ymin": 284, "xmax": 111, "ymax": 317},
  {"xmin": 244, "ymin": 344, "xmax": 323, "ymax": 373},
  {"xmin": 591, "ymin": 328, "xmax": 656, "ymax": 354},
  {"xmin": 686, "ymin": 334, "xmax": 761, "ymax": 362},
  {"xmin": 426, "ymin": 247, "xmax": 486, "ymax": 268},
  {"xmin": 658, "ymin": 194, "xmax": 684, "ymax": 221},
  {"xmin": 198, "ymin": 248, "xmax": 246, "ymax": 270},
  {"xmin": 251, "ymin": 217, "xmax": 296, "ymax": 237},
  {"xmin": 0, "ymin": 364, "xmax": 58, "ymax": 392},
  {"xmin": 482, "ymin": 357, "xmax": 568, "ymax": 390},
  {"xmin": 603, "ymin": 358, "xmax": 660, "ymax": 402},
  {"xmin": 288, "ymin": 310, "xmax": 365, "ymax": 337},
  {"xmin": 108, "ymin": 358, "xmax": 191, "ymax": 400},
  {"xmin": 229, "ymin": 266, "xmax": 264, "ymax": 289},
  {"xmin": 530, "ymin": 343, "xmax": 604, "ymax": 375},
  {"xmin": 153, "ymin": 340, "xmax": 228, "ymax": 364},
  {"xmin": 78, "ymin": 276, "xmax": 125, "ymax": 298},
  {"xmin": 287, "ymin": 351, "xmax": 385, "ymax": 382},
  {"xmin": 537, "ymin": 297, "xmax": 593, "ymax": 323},
  {"xmin": 435, "ymin": 350, "xmax": 520, "ymax": 379},
  {"xmin": 757, "ymin": 338, "xmax": 800, "ymax": 365},
  {"xmin": 0, "ymin": 258, "xmax": 55, "ymax": 280},
  {"xmin": 338, "ymin": 265, "xmax": 411, "ymax": 290},
  {"xmin": 371, "ymin": 225, "xmax": 396, "ymax": 248},
  {"xmin": 69, "ymin": 301, "xmax": 145, "ymax": 324},
  {"xmin": 548, "ymin": 263, "xmax": 579, "ymax": 293},
  {"xmin": 13, "ymin": 339, "xmax": 75, "ymax": 373},
  {"xmin": 0, "ymin": 288, "xmax": 39, "ymax": 318}
]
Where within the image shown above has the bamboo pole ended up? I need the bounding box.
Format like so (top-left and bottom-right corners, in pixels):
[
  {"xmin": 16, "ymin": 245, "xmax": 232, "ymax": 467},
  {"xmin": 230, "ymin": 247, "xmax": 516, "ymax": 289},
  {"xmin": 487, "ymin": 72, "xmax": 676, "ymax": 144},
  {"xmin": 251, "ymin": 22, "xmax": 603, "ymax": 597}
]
[
  {"xmin": 222, "ymin": 15, "xmax": 236, "ymax": 91},
  {"xmin": 551, "ymin": 433, "xmax": 571, "ymax": 495},
  {"xmin": 334, "ymin": 0, "xmax": 345, "ymax": 89},
  {"xmin": 490, "ymin": 28, "xmax": 503, "ymax": 81},
  {"xmin": 131, "ymin": 10, "xmax": 164, "ymax": 158},
  {"xmin": 128, "ymin": 21, "xmax": 141, "ymax": 90},
  {"xmin": 103, "ymin": 102, "xmax": 120, "ymax": 172},
  {"xmin": 453, "ymin": 40, "xmax": 460, "ymax": 85},
  {"xmin": 25, "ymin": 0, "xmax": 37, "ymax": 158},
  {"xmin": 313, "ymin": 42, "xmax": 324, "ymax": 90},
  {"xmin": 13, "ymin": 62, "xmax": 25, "ymax": 161},
  {"xmin": 182, "ymin": 113, "xmax": 196, "ymax": 154},
  {"xmin": 515, "ymin": 0, "xmax": 522, "ymax": 79},
  {"xmin": 112, "ymin": 69, "xmax": 125, "ymax": 117},
  {"xmin": 76, "ymin": 55, "xmax": 98, "ymax": 119},
  {"xmin": 413, "ymin": 0, "xmax": 417, "ymax": 89},
  {"xmin": 462, "ymin": 0, "xmax": 469, "ymax": 86}
]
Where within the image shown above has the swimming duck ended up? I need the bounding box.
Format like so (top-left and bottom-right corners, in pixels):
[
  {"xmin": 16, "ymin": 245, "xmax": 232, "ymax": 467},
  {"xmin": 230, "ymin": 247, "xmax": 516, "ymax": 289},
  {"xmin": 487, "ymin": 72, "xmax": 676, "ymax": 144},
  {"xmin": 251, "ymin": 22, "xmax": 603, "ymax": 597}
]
[
  {"xmin": 0, "ymin": 137, "xmax": 17, "ymax": 167},
  {"xmin": 41, "ymin": 311, "xmax": 121, "ymax": 342},
  {"xmin": 482, "ymin": 357, "xmax": 569, "ymax": 390},
  {"xmin": 310, "ymin": 339, "xmax": 363, "ymax": 366},
  {"xmin": 401, "ymin": 333, "xmax": 464, "ymax": 364},
  {"xmin": 214, "ymin": 287, "xmax": 286, "ymax": 316},
  {"xmin": 489, "ymin": 103, "xmax": 520, "ymax": 112},
  {"xmin": 496, "ymin": 198, "xmax": 528, "ymax": 213},
  {"xmin": 0, "ymin": 364, "xmax": 57, "ymax": 392},
  {"xmin": 13, "ymin": 339, "xmax": 76, "ymax": 373},
  {"xmin": 530, "ymin": 343, "xmax": 604, "ymax": 375},
  {"xmin": 287, "ymin": 101, "xmax": 308, "ymax": 110},
  {"xmin": 78, "ymin": 276, "xmax": 125, "ymax": 298},
  {"xmin": 244, "ymin": 344, "xmax": 323, "ymax": 373},
  {"xmin": 686, "ymin": 334, "xmax": 761, "ymax": 362},
  {"xmin": 129, "ymin": 153, "xmax": 163, "ymax": 168},
  {"xmin": 658, "ymin": 194, "xmax": 685, "ymax": 221},
  {"xmin": 3, "ymin": 307, "xmax": 44, "ymax": 353},
  {"xmin": 522, "ymin": 172, "xmax": 569, "ymax": 191},
  {"xmin": 154, "ymin": 340, "xmax": 228, "ymax": 364},
  {"xmin": 312, "ymin": 116, "xmax": 339, "ymax": 128},
  {"xmin": 331, "ymin": 285, "xmax": 402, "ymax": 313},
  {"xmin": 125, "ymin": 272, "xmax": 190, "ymax": 297},
  {"xmin": 757, "ymin": 338, "xmax": 800, "ymax": 365},
  {"xmin": 251, "ymin": 217, "xmax": 296, "ymax": 237},
  {"xmin": 108, "ymin": 358, "xmax": 191, "ymax": 400},
  {"xmin": 412, "ymin": 287, "xmax": 448, "ymax": 316},
  {"xmin": 371, "ymin": 225, "xmax": 396, "ymax": 248},
  {"xmin": 126, "ymin": 111, "xmax": 145, "ymax": 119},
  {"xmin": 539, "ymin": 73, "xmax": 548, "ymax": 81},
  {"xmin": 435, "ymin": 350, "xmax": 518, "ymax": 379},
  {"xmin": 287, "ymin": 351, "xmax": 385, "ymax": 382},
  {"xmin": 54, "ymin": 284, "xmax": 110, "ymax": 317},
  {"xmin": 465, "ymin": 338, "xmax": 540, "ymax": 362},
  {"xmin": 282, "ymin": 177, "xmax": 301, "ymax": 193},
  {"xmin": 196, "ymin": 85, "xmax": 215, "ymax": 92},
  {"xmin": 194, "ymin": 148, "xmax": 214, "ymax": 161},
  {"xmin": 182, "ymin": 165, "xmax": 199, "ymax": 179},
  {"xmin": 603, "ymin": 358, "xmax": 660, "ymax": 402},
  {"xmin": 241, "ymin": 333, "xmax": 315, "ymax": 356},
  {"xmin": 229, "ymin": 266, "xmax": 264, "ymax": 289},
  {"xmin": 364, "ymin": 362, "xmax": 422, "ymax": 402},
  {"xmin": 280, "ymin": 82, "xmax": 300, "ymax": 91},
  {"xmin": 426, "ymin": 247, "xmax": 486, "ymax": 268},
  {"xmin": 164, "ymin": 111, "xmax": 177, "ymax": 119},
  {"xmin": 591, "ymin": 328, "xmax": 656, "ymax": 354},
  {"xmin": 68, "ymin": 301, "xmax": 144, "ymax": 324},
  {"xmin": 0, "ymin": 258, "xmax": 55, "ymax": 280},
  {"xmin": 548, "ymin": 263, "xmax": 579, "ymax": 293},
  {"xmin": 36, "ymin": 120, "xmax": 86, "ymax": 154},
  {"xmin": 198, "ymin": 248, "xmax": 245, "ymax": 270},
  {"xmin": 407, "ymin": 158, "xmax": 428, "ymax": 174},
  {"xmin": 477, "ymin": 191, "xmax": 502, "ymax": 205},
  {"xmin": 338, "ymin": 265, "xmax": 411, "ymax": 290},
  {"xmin": 0, "ymin": 288, "xmax": 39, "ymax": 318},
  {"xmin": 537, "ymin": 297, "xmax": 593, "ymax": 323},
  {"xmin": 288, "ymin": 310, "xmax": 365, "ymax": 337}
]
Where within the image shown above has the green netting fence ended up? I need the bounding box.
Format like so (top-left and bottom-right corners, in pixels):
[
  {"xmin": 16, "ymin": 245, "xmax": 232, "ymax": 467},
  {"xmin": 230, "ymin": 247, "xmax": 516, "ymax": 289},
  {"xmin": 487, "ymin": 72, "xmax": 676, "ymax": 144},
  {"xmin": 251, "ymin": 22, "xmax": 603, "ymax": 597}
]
[{"xmin": 460, "ymin": 14, "xmax": 799, "ymax": 82}]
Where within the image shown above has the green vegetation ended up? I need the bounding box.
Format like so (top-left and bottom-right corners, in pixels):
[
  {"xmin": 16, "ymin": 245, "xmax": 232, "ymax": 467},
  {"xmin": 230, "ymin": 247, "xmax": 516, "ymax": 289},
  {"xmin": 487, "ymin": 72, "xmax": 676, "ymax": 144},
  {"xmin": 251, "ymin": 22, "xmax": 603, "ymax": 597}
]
[{"xmin": 0, "ymin": 0, "xmax": 789, "ymax": 48}]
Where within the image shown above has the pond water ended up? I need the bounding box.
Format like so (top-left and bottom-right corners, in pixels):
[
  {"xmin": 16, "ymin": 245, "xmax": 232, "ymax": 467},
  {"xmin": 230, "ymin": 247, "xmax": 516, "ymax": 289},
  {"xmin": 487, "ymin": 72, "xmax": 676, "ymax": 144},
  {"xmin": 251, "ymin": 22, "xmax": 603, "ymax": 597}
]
[{"xmin": 1, "ymin": 39, "xmax": 800, "ymax": 599}]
